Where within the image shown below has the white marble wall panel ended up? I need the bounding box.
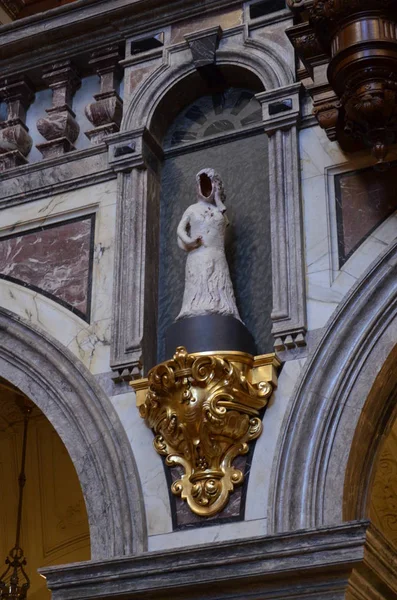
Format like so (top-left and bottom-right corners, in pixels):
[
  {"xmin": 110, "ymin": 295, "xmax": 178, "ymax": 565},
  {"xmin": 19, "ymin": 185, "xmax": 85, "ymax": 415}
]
[
  {"xmin": 0, "ymin": 180, "xmax": 117, "ymax": 375},
  {"xmin": 111, "ymin": 391, "xmax": 172, "ymax": 536},
  {"xmin": 148, "ymin": 516, "xmax": 268, "ymax": 552},
  {"xmin": 300, "ymin": 125, "xmax": 397, "ymax": 331},
  {"xmin": 245, "ymin": 358, "xmax": 307, "ymax": 524}
]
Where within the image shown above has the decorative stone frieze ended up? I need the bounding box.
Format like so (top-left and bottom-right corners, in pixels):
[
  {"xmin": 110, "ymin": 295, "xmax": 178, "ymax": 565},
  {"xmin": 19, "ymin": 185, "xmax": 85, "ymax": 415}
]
[
  {"xmin": 36, "ymin": 60, "xmax": 81, "ymax": 159},
  {"xmin": 0, "ymin": 76, "xmax": 34, "ymax": 171},
  {"xmin": 85, "ymin": 45, "xmax": 123, "ymax": 145}
]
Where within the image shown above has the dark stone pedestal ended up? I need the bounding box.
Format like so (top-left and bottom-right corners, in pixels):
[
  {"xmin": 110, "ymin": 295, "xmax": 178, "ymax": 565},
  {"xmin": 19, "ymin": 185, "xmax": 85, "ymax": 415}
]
[{"xmin": 165, "ymin": 315, "xmax": 256, "ymax": 358}]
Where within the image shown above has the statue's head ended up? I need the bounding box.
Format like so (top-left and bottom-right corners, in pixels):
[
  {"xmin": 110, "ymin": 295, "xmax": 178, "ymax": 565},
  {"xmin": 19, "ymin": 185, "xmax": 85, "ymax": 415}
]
[{"xmin": 196, "ymin": 168, "xmax": 225, "ymax": 204}]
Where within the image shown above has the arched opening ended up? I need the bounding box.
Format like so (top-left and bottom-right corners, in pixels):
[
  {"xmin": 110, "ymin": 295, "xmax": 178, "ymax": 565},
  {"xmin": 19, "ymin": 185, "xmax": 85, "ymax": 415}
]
[
  {"xmin": 270, "ymin": 239, "xmax": 397, "ymax": 533},
  {"xmin": 0, "ymin": 377, "xmax": 90, "ymax": 599},
  {"xmin": 0, "ymin": 306, "xmax": 146, "ymax": 558},
  {"xmin": 344, "ymin": 344, "xmax": 397, "ymax": 534}
]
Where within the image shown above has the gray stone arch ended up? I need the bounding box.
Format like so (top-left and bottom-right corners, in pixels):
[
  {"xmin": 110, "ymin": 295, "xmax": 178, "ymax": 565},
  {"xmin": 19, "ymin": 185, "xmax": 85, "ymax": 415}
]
[
  {"xmin": 122, "ymin": 43, "xmax": 293, "ymax": 133},
  {"xmin": 0, "ymin": 306, "xmax": 147, "ymax": 558},
  {"xmin": 270, "ymin": 238, "xmax": 397, "ymax": 533},
  {"xmin": 109, "ymin": 27, "xmax": 305, "ymax": 378}
]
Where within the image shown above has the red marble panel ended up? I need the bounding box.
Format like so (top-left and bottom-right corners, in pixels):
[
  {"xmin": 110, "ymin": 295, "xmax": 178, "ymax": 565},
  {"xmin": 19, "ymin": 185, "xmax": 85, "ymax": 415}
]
[
  {"xmin": 0, "ymin": 216, "xmax": 94, "ymax": 321},
  {"xmin": 335, "ymin": 164, "xmax": 397, "ymax": 266}
]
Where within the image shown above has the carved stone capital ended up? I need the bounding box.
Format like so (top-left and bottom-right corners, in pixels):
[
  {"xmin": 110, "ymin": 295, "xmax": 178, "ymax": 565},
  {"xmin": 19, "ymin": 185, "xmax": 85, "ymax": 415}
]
[
  {"xmin": 36, "ymin": 60, "xmax": 81, "ymax": 159},
  {"xmin": 133, "ymin": 348, "xmax": 280, "ymax": 517},
  {"xmin": 85, "ymin": 45, "xmax": 124, "ymax": 144},
  {"xmin": 0, "ymin": 76, "xmax": 35, "ymax": 171}
]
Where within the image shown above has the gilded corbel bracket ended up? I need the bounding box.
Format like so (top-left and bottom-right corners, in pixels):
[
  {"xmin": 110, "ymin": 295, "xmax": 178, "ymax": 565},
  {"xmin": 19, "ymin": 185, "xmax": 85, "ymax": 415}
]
[{"xmin": 131, "ymin": 347, "xmax": 280, "ymax": 517}]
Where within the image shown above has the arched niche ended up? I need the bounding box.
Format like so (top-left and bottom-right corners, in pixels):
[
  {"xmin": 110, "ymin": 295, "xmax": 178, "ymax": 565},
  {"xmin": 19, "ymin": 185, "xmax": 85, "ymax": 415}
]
[
  {"xmin": 108, "ymin": 30, "xmax": 306, "ymax": 378},
  {"xmin": 0, "ymin": 306, "xmax": 146, "ymax": 558},
  {"xmin": 157, "ymin": 85, "xmax": 273, "ymax": 361},
  {"xmin": 269, "ymin": 238, "xmax": 397, "ymax": 533}
]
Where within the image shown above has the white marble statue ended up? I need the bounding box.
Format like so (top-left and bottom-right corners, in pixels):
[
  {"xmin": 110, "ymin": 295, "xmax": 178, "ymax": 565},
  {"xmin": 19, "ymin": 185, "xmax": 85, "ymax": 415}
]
[{"xmin": 176, "ymin": 168, "xmax": 241, "ymax": 321}]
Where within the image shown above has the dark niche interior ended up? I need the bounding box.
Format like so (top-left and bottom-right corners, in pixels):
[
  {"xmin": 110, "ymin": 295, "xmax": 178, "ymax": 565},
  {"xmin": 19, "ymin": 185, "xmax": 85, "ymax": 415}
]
[{"xmin": 157, "ymin": 87, "xmax": 273, "ymax": 362}]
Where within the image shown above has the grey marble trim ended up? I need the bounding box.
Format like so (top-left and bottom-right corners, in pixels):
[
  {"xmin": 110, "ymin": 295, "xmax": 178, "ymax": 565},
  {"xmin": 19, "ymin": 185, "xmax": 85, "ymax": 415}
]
[
  {"xmin": 0, "ymin": 145, "xmax": 114, "ymax": 209},
  {"xmin": 40, "ymin": 522, "xmax": 396, "ymax": 600},
  {"xmin": 270, "ymin": 238, "xmax": 397, "ymax": 534},
  {"xmin": 107, "ymin": 128, "xmax": 162, "ymax": 378},
  {"xmin": 0, "ymin": 306, "xmax": 147, "ymax": 557},
  {"xmin": 257, "ymin": 83, "xmax": 307, "ymax": 351}
]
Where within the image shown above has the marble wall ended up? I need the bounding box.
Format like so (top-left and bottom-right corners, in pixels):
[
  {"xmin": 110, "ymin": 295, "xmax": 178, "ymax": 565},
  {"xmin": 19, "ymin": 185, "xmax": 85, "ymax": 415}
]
[
  {"xmin": 0, "ymin": 180, "xmax": 117, "ymax": 376},
  {"xmin": 0, "ymin": 215, "xmax": 94, "ymax": 320},
  {"xmin": 300, "ymin": 125, "xmax": 397, "ymax": 331}
]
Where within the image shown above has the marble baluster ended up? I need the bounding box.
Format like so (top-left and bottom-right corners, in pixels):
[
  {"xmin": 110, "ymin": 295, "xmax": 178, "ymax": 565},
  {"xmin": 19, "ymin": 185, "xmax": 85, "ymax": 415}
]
[
  {"xmin": 36, "ymin": 60, "xmax": 81, "ymax": 159},
  {"xmin": 0, "ymin": 76, "xmax": 35, "ymax": 171},
  {"xmin": 85, "ymin": 45, "xmax": 123, "ymax": 144}
]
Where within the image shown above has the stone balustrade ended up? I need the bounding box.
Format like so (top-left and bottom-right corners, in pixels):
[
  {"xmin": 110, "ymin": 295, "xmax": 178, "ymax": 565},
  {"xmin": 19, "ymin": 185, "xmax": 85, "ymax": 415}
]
[{"xmin": 0, "ymin": 44, "xmax": 124, "ymax": 170}]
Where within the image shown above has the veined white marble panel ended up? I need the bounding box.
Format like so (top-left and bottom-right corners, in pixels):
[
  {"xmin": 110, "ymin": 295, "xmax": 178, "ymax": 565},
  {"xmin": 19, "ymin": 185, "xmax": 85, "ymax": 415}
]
[
  {"xmin": 111, "ymin": 391, "xmax": 172, "ymax": 536},
  {"xmin": 0, "ymin": 180, "xmax": 117, "ymax": 375},
  {"xmin": 148, "ymin": 517, "xmax": 267, "ymax": 552},
  {"xmin": 300, "ymin": 126, "xmax": 397, "ymax": 331},
  {"xmin": 245, "ymin": 358, "xmax": 306, "ymax": 523}
]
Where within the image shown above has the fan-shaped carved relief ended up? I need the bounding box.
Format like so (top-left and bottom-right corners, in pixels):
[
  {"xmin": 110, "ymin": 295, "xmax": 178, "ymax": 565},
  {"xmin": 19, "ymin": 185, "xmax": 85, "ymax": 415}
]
[{"xmin": 164, "ymin": 88, "xmax": 262, "ymax": 148}]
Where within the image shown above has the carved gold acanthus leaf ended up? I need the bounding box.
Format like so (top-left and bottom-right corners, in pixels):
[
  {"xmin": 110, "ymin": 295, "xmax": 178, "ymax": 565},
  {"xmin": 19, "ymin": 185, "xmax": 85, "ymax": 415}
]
[{"xmin": 132, "ymin": 347, "xmax": 280, "ymax": 517}]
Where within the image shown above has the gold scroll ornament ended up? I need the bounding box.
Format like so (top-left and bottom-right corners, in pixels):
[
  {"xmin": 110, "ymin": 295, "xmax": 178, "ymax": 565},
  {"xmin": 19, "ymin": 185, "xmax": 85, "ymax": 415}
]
[{"xmin": 132, "ymin": 347, "xmax": 280, "ymax": 517}]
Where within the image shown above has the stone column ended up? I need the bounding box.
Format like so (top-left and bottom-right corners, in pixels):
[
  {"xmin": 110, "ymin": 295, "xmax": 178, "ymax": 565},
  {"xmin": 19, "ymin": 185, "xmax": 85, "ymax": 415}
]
[
  {"xmin": 0, "ymin": 76, "xmax": 35, "ymax": 171},
  {"xmin": 36, "ymin": 60, "xmax": 81, "ymax": 159},
  {"xmin": 257, "ymin": 83, "xmax": 307, "ymax": 354},
  {"xmin": 106, "ymin": 128, "xmax": 162, "ymax": 381},
  {"xmin": 85, "ymin": 45, "xmax": 123, "ymax": 144}
]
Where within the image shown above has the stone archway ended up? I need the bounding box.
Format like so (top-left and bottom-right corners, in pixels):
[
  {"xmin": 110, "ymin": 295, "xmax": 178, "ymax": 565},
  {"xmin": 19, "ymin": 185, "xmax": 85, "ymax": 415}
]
[
  {"xmin": 345, "ymin": 344, "xmax": 397, "ymax": 523},
  {"xmin": 270, "ymin": 238, "xmax": 397, "ymax": 533},
  {"xmin": 0, "ymin": 306, "xmax": 147, "ymax": 558}
]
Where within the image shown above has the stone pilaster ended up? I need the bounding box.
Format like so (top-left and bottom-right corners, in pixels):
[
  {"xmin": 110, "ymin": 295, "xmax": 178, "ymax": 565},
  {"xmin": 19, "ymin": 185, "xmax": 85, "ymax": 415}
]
[
  {"xmin": 106, "ymin": 128, "xmax": 163, "ymax": 381},
  {"xmin": 85, "ymin": 45, "xmax": 123, "ymax": 145},
  {"xmin": 36, "ymin": 60, "xmax": 81, "ymax": 159},
  {"xmin": 257, "ymin": 83, "xmax": 307, "ymax": 354},
  {"xmin": 0, "ymin": 76, "xmax": 34, "ymax": 171}
]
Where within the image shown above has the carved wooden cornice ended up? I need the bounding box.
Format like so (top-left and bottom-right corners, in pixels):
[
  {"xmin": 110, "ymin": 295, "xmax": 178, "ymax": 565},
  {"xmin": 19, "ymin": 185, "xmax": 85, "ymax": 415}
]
[
  {"xmin": 0, "ymin": 0, "xmax": 24, "ymax": 19},
  {"xmin": 287, "ymin": 0, "xmax": 397, "ymax": 163},
  {"xmin": 0, "ymin": 0, "xmax": 77, "ymax": 20}
]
